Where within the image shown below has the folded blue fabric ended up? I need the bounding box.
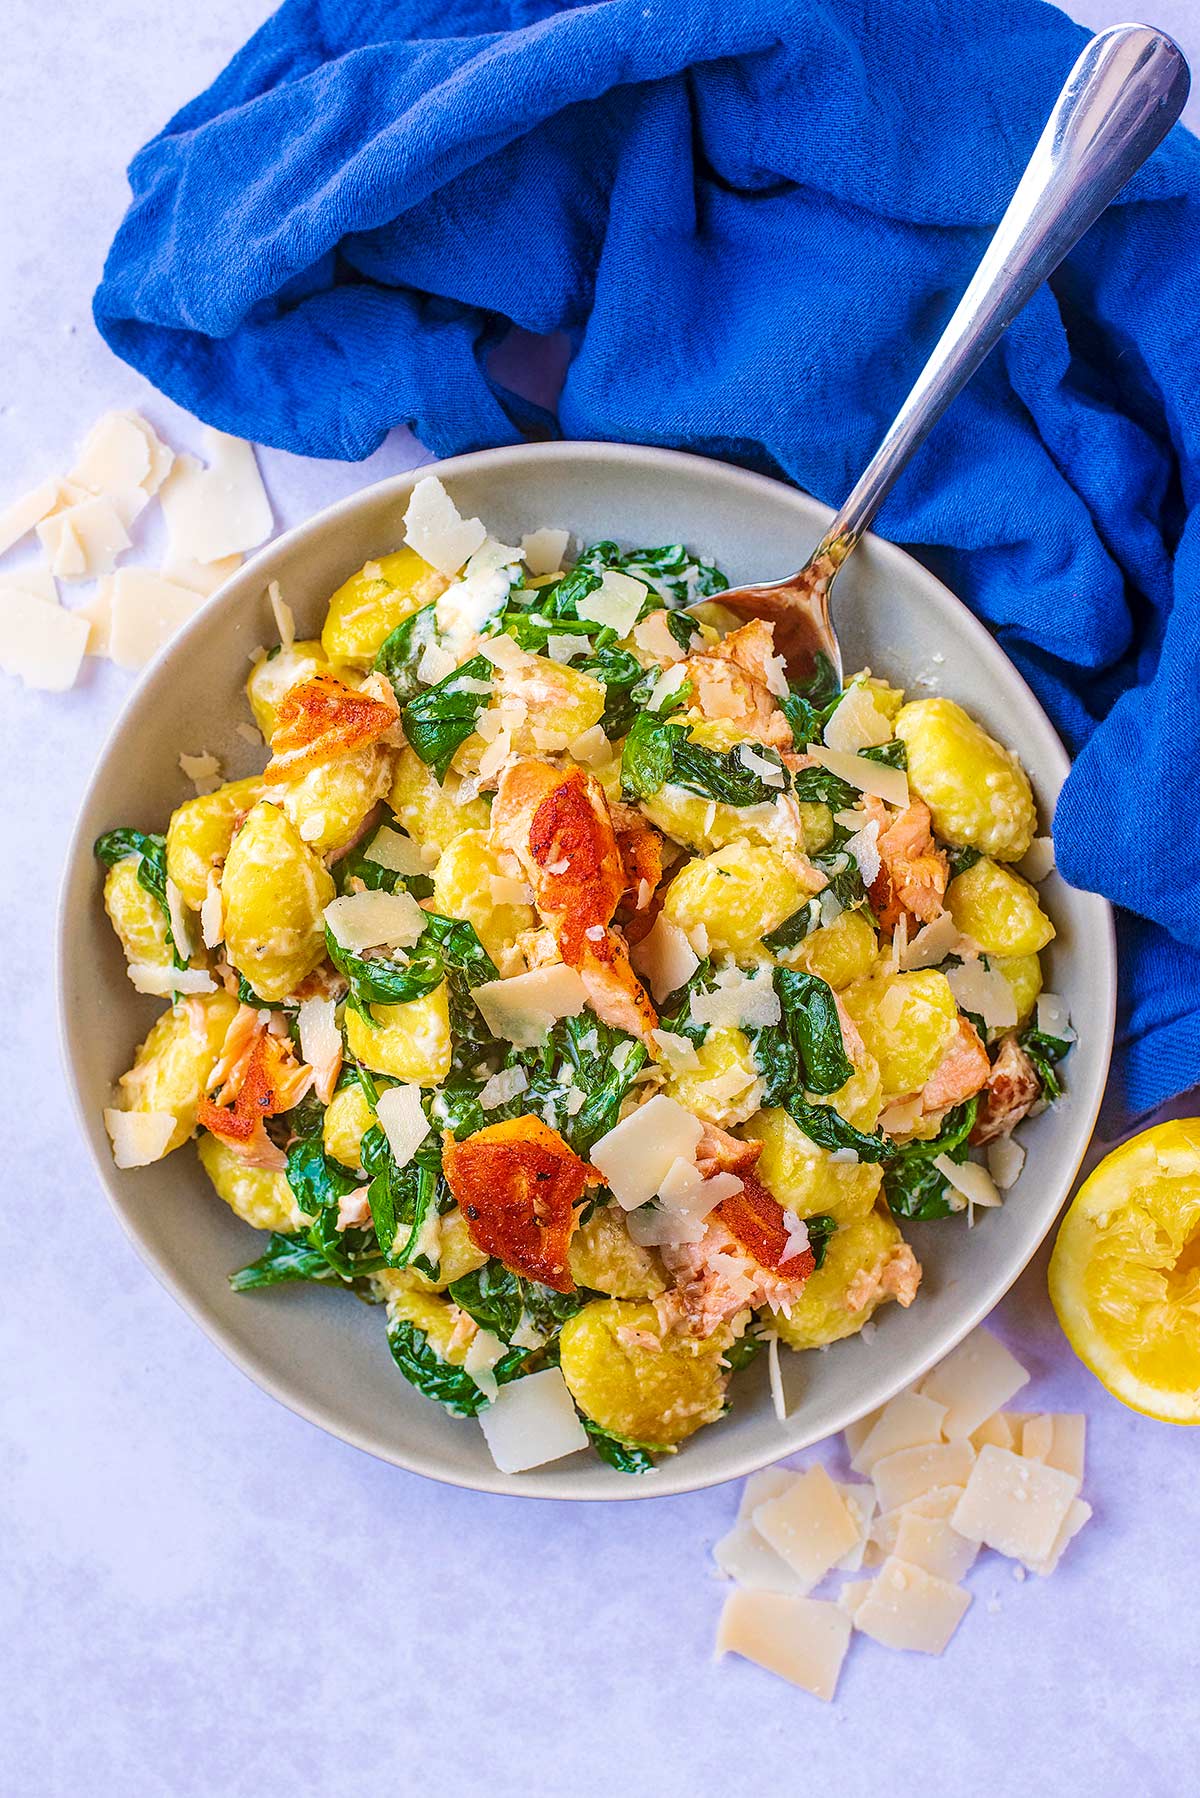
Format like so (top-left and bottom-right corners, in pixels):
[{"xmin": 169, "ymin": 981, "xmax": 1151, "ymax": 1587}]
[{"xmin": 94, "ymin": 0, "xmax": 1200, "ymax": 1119}]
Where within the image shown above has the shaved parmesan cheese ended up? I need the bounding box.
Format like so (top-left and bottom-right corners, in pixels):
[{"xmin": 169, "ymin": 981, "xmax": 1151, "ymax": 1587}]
[
  {"xmin": 165, "ymin": 878, "xmax": 195, "ymax": 961},
  {"xmin": 971, "ymin": 1412, "xmax": 1015, "ymax": 1452},
  {"xmin": 738, "ymin": 1466, "xmax": 796, "ymax": 1519},
  {"xmin": 475, "ymin": 631, "xmax": 525, "ymax": 671},
  {"xmin": 1021, "ymin": 1413, "xmax": 1086, "ymax": 1483},
  {"xmin": 298, "ymin": 995, "xmax": 341, "ymax": 1083},
  {"xmin": 877, "ymin": 1096, "xmax": 924, "ymax": 1137},
  {"xmin": 1028, "ymin": 1497, "xmax": 1091, "ymax": 1576},
  {"xmin": 632, "ymin": 609, "xmax": 683, "ymax": 664},
  {"xmin": 986, "ymin": 1136, "xmax": 1025, "ymax": 1190},
  {"xmin": 0, "ymin": 587, "xmax": 88, "ymax": 691},
  {"xmin": 659, "ymin": 1156, "xmax": 740, "ymax": 1215},
  {"xmin": 160, "ymin": 551, "xmax": 242, "ymax": 596},
  {"xmin": 945, "ymin": 960, "xmax": 1017, "ymax": 1030},
  {"xmin": 1020, "ymin": 1413, "xmax": 1055, "ymax": 1463},
  {"xmin": 766, "ymin": 1334, "xmax": 787, "ymax": 1423},
  {"xmin": 568, "ymin": 723, "xmax": 612, "ymax": 767},
  {"xmin": 844, "ymin": 818, "xmax": 881, "ymax": 887},
  {"xmin": 0, "ymin": 476, "xmax": 64, "ymax": 556},
  {"xmin": 487, "ymin": 874, "xmax": 532, "ymax": 908},
  {"xmin": 900, "ymin": 910, "xmax": 967, "ymax": 971},
  {"xmin": 0, "ymin": 564, "xmax": 57, "ymax": 605},
  {"xmin": 647, "ymin": 665, "xmax": 689, "ymax": 712},
  {"xmin": 834, "ymin": 1483, "xmax": 878, "ymax": 1573},
  {"xmin": 850, "ymin": 1390, "xmax": 948, "ymax": 1476},
  {"xmin": 477, "ymin": 1366, "xmax": 589, "ymax": 1473},
  {"xmin": 651, "ymin": 1028, "xmax": 701, "ymax": 1071},
  {"xmin": 920, "ymin": 1329, "xmax": 1029, "ymax": 1439},
  {"xmin": 713, "ymin": 1518, "xmax": 802, "ymax": 1594},
  {"xmin": 544, "ymin": 634, "xmax": 583, "ymax": 664},
  {"xmin": 853, "ymin": 1557, "xmax": 971, "ymax": 1655},
  {"xmin": 179, "ymin": 750, "xmax": 222, "ymax": 796},
  {"xmin": 806, "ymin": 743, "xmax": 909, "ymax": 808},
  {"xmin": 715, "ymin": 1589, "xmax": 851, "ymax": 1702},
  {"xmin": 200, "ymin": 874, "xmax": 224, "ymax": 950},
  {"xmin": 688, "ymin": 966, "xmax": 781, "ymax": 1031},
  {"xmin": 473, "ymin": 963, "xmax": 588, "ymax": 1049},
  {"xmin": 1035, "ymin": 992, "xmax": 1075, "ymax": 1040},
  {"xmin": 737, "ymin": 742, "xmax": 785, "ymax": 788},
  {"xmin": 752, "ymin": 1466, "xmax": 861, "ymax": 1592},
  {"xmin": 837, "ymin": 1579, "xmax": 874, "ymax": 1620},
  {"xmin": 375, "ymin": 1084, "xmax": 431, "ymax": 1169},
  {"xmin": 823, "ymin": 685, "xmax": 893, "ymax": 755},
  {"xmin": 932, "ymin": 1154, "xmax": 1002, "ymax": 1211},
  {"xmin": 521, "ymin": 527, "xmax": 569, "ymax": 576},
  {"xmin": 589, "ymin": 1095, "xmax": 705, "ymax": 1211},
  {"xmin": 268, "ymin": 581, "xmax": 295, "ymax": 652},
  {"xmin": 892, "ymin": 1511, "xmax": 978, "ymax": 1583},
  {"xmin": 363, "ymin": 825, "xmax": 426, "ymax": 878},
  {"xmin": 323, "ymin": 889, "xmax": 426, "ymax": 953},
  {"xmin": 437, "ymin": 566, "xmax": 511, "ymax": 651},
  {"xmin": 1020, "ymin": 836, "xmax": 1056, "ymax": 883},
  {"xmin": 576, "ymin": 569, "xmax": 647, "ymax": 638},
  {"xmin": 70, "ymin": 410, "xmax": 151, "ymax": 500},
  {"xmin": 126, "ymin": 963, "xmax": 215, "ymax": 997},
  {"xmin": 951, "ymin": 1445, "xmax": 1080, "ymax": 1567},
  {"xmin": 478, "ymin": 1065, "xmax": 529, "ymax": 1110},
  {"xmin": 107, "ymin": 569, "xmax": 202, "ymax": 669},
  {"xmin": 37, "ymin": 495, "xmax": 130, "ymax": 581},
  {"xmin": 630, "ymin": 914, "xmax": 699, "ymax": 1005},
  {"xmin": 104, "ymin": 1108, "xmax": 177, "ymax": 1169},
  {"xmin": 463, "ymin": 1328, "xmax": 507, "ymax": 1404},
  {"xmin": 843, "ymin": 1407, "xmax": 883, "ymax": 1460},
  {"xmin": 416, "ymin": 640, "xmax": 456, "ymax": 685},
  {"xmin": 404, "ymin": 475, "xmax": 486, "ymax": 577},
  {"xmin": 869, "ymin": 1441, "xmax": 977, "ymax": 1514},
  {"xmin": 159, "ymin": 432, "xmax": 272, "ymax": 563},
  {"xmin": 870, "ymin": 1486, "xmax": 965, "ymax": 1558}
]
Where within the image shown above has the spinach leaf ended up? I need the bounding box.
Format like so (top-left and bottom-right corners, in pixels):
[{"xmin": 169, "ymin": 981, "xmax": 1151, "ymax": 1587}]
[
  {"xmin": 94, "ymin": 827, "xmax": 187, "ymax": 969},
  {"xmin": 882, "ymin": 1098, "xmax": 979, "ymax": 1220},
  {"xmin": 789, "ymin": 765, "xmax": 859, "ymax": 810},
  {"xmin": 811, "ymin": 851, "xmax": 870, "ymax": 912},
  {"xmin": 615, "ymin": 543, "xmax": 728, "ymax": 608},
  {"xmin": 778, "ymin": 653, "xmax": 842, "ymax": 749},
  {"xmin": 775, "ymin": 966, "xmax": 854, "ymax": 1096},
  {"xmin": 229, "ymin": 1232, "xmax": 353, "ymax": 1291},
  {"xmin": 581, "ymin": 1420, "xmax": 656, "ymax": 1474},
  {"xmin": 861, "ymin": 739, "xmax": 908, "ymax": 770},
  {"xmin": 373, "ymin": 602, "xmax": 440, "ymax": 706},
  {"xmin": 285, "ymin": 1137, "xmax": 362, "ymax": 1220},
  {"xmin": 669, "ymin": 738, "xmax": 789, "ymax": 806},
  {"xmin": 400, "ymin": 653, "xmax": 493, "ymax": 781},
  {"xmin": 335, "ymin": 822, "xmax": 434, "ymax": 902},
  {"xmin": 448, "ymin": 1260, "xmax": 592, "ymax": 1344},
  {"xmin": 580, "ymin": 645, "xmax": 651, "ymax": 739},
  {"xmin": 665, "ymin": 610, "xmax": 701, "ymax": 652},
  {"xmin": 762, "ymin": 900, "xmax": 823, "ymax": 953},
  {"xmin": 786, "ymin": 1097, "xmax": 893, "ymax": 1162},
  {"xmin": 620, "ymin": 709, "xmax": 689, "ymax": 801},
  {"xmin": 1018, "ymin": 1026, "xmax": 1072, "ymax": 1103},
  {"xmin": 722, "ymin": 1333, "xmax": 762, "ymax": 1374},
  {"xmin": 326, "ymin": 910, "xmax": 498, "ymax": 1019},
  {"xmin": 945, "ymin": 844, "xmax": 982, "ymax": 878},
  {"xmin": 386, "ymin": 1319, "xmax": 529, "ymax": 1417},
  {"xmin": 546, "ymin": 1013, "xmax": 648, "ymax": 1154},
  {"xmin": 286, "ymin": 1090, "xmax": 328, "ymax": 1143},
  {"xmin": 804, "ymin": 1213, "xmax": 837, "ymax": 1270},
  {"xmin": 361, "ymin": 1125, "xmax": 443, "ymax": 1271}
]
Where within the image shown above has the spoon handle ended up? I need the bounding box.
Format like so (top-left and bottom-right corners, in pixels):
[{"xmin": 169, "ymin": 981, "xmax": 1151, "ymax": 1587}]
[{"xmin": 814, "ymin": 23, "xmax": 1189, "ymax": 565}]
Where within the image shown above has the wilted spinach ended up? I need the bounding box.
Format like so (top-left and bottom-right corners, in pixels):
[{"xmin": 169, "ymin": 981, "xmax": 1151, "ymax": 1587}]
[
  {"xmin": 449, "ymin": 1260, "xmax": 591, "ymax": 1345},
  {"xmin": 620, "ymin": 708, "xmax": 787, "ymax": 806},
  {"xmin": 1018, "ymin": 1026, "xmax": 1072, "ymax": 1103},
  {"xmin": 762, "ymin": 900, "xmax": 823, "ymax": 953},
  {"xmin": 787, "ymin": 1097, "xmax": 893, "ymax": 1163},
  {"xmin": 373, "ymin": 602, "xmax": 440, "ymax": 706},
  {"xmin": 386, "ymin": 1318, "xmax": 529, "ymax": 1417},
  {"xmin": 228, "ymin": 1232, "xmax": 356, "ymax": 1291},
  {"xmin": 326, "ymin": 911, "xmax": 497, "ymax": 1019},
  {"xmin": 882, "ymin": 1098, "xmax": 979, "ymax": 1220},
  {"xmin": 581, "ymin": 1420, "xmax": 656, "ymax": 1475},
  {"xmin": 93, "ymin": 828, "xmax": 187, "ymax": 969},
  {"xmin": 545, "ymin": 1013, "xmax": 648, "ymax": 1154},
  {"xmin": 804, "ymin": 1213, "xmax": 838, "ymax": 1269},
  {"xmin": 400, "ymin": 653, "xmax": 493, "ymax": 780},
  {"xmin": 361, "ymin": 1124, "xmax": 443, "ymax": 1273},
  {"xmin": 335, "ymin": 820, "xmax": 434, "ymax": 902},
  {"xmin": 779, "ymin": 653, "xmax": 842, "ymax": 749}
]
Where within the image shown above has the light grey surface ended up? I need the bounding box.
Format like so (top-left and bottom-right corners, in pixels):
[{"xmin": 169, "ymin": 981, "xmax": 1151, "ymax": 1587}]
[
  {"xmin": 60, "ymin": 441, "xmax": 1114, "ymax": 1499},
  {"xmin": 2, "ymin": 4, "xmax": 1198, "ymax": 1795}
]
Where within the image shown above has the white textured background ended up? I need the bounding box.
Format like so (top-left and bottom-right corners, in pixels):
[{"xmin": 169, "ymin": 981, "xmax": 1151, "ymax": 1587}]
[{"xmin": 1, "ymin": 5, "xmax": 1197, "ymax": 1796}]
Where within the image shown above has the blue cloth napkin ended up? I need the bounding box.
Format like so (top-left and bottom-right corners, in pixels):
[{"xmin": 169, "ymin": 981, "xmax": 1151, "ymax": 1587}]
[{"xmin": 94, "ymin": 0, "xmax": 1200, "ymax": 1120}]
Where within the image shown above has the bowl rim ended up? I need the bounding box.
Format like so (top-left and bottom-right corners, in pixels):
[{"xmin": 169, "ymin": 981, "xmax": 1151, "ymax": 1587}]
[{"xmin": 57, "ymin": 437, "xmax": 1116, "ymax": 1500}]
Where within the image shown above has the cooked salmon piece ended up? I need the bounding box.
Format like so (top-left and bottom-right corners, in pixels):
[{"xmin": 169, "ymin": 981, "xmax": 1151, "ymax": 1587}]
[
  {"xmin": 865, "ymin": 797, "xmax": 948, "ymax": 932},
  {"xmin": 197, "ymin": 1014, "xmax": 312, "ymax": 1170},
  {"xmin": 658, "ymin": 1163, "xmax": 815, "ymax": 1339},
  {"xmin": 679, "ymin": 619, "xmax": 792, "ymax": 750},
  {"xmin": 920, "ymin": 1016, "xmax": 991, "ymax": 1114},
  {"xmin": 972, "ymin": 1035, "xmax": 1040, "ymax": 1143},
  {"xmin": 441, "ymin": 1115, "xmax": 599, "ymax": 1292},
  {"xmin": 264, "ymin": 671, "xmax": 398, "ymax": 783},
  {"xmin": 846, "ymin": 1240, "xmax": 922, "ymax": 1312}
]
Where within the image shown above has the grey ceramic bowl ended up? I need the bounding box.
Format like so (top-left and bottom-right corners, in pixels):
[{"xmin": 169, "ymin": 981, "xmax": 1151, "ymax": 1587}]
[{"xmin": 59, "ymin": 442, "xmax": 1115, "ymax": 1499}]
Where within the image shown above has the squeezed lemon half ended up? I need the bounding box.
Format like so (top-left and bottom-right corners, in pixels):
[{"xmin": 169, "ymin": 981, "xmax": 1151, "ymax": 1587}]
[{"xmin": 1049, "ymin": 1120, "xmax": 1200, "ymax": 1423}]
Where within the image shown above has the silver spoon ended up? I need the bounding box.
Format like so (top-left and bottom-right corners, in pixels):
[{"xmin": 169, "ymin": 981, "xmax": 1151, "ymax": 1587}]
[{"xmin": 714, "ymin": 22, "xmax": 1190, "ymax": 681}]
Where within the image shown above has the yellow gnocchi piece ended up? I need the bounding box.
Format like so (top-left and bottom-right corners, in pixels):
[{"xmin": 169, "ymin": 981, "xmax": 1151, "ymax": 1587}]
[
  {"xmin": 431, "ymin": 829, "xmax": 535, "ymax": 962},
  {"xmin": 246, "ymin": 639, "xmax": 339, "ymax": 739},
  {"xmin": 198, "ymin": 1133, "xmax": 305, "ymax": 1232},
  {"xmin": 782, "ymin": 909, "xmax": 878, "ymax": 989},
  {"xmin": 947, "ymin": 858, "xmax": 1056, "ymax": 958},
  {"xmin": 322, "ymin": 1082, "xmax": 376, "ymax": 1173},
  {"xmin": 895, "ymin": 696, "xmax": 1036, "ymax": 862},
  {"xmin": 568, "ymin": 1206, "xmax": 666, "ymax": 1299},
  {"xmin": 842, "ymin": 968, "xmax": 959, "ymax": 1099},
  {"xmin": 990, "ymin": 951, "xmax": 1043, "ymax": 1027},
  {"xmin": 399, "ymin": 1206, "xmax": 492, "ymax": 1293},
  {"xmin": 639, "ymin": 784, "xmax": 830, "ymax": 859},
  {"xmin": 103, "ymin": 858, "xmax": 173, "ymax": 970},
  {"xmin": 559, "ymin": 1300, "xmax": 729, "ymax": 1448},
  {"xmin": 660, "ymin": 1026, "xmax": 763, "ymax": 1128},
  {"xmin": 389, "ymin": 746, "xmax": 491, "ymax": 856},
  {"xmin": 165, "ymin": 776, "xmax": 262, "ymax": 911},
  {"xmin": 742, "ymin": 1105, "xmax": 883, "ymax": 1226},
  {"xmin": 662, "ymin": 841, "xmax": 807, "ymax": 956},
  {"xmin": 114, "ymin": 991, "xmax": 239, "ymax": 1155},
  {"xmin": 276, "ymin": 744, "xmax": 394, "ymax": 859},
  {"xmin": 321, "ymin": 550, "xmax": 447, "ymax": 665},
  {"xmin": 221, "ymin": 801, "xmax": 335, "ymax": 1004},
  {"xmin": 774, "ymin": 1209, "xmax": 911, "ymax": 1350},
  {"xmin": 457, "ymin": 658, "xmax": 606, "ymax": 769},
  {"xmin": 378, "ymin": 1281, "xmax": 469, "ymax": 1363},
  {"xmin": 343, "ymin": 983, "xmax": 453, "ymax": 1084}
]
